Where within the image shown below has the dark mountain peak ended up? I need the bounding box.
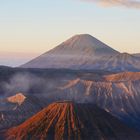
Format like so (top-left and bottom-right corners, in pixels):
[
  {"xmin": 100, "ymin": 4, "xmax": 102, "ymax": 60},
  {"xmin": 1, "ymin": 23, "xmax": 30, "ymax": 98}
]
[{"xmin": 6, "ymin": 102, "xmax": 140, "ymax": 140}]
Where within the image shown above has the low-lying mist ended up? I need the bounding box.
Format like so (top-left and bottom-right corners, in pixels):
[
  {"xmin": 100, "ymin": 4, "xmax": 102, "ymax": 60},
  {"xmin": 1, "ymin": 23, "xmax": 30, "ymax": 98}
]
[{"xmin": 1, "ymin": 72, "xmax": 55, "ymax": 98}]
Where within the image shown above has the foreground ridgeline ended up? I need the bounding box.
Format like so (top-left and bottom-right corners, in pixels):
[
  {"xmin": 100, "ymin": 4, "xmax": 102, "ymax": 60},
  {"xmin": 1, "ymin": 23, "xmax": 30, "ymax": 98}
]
[{"xmin": 5, "ymin": 102, "xmax": 140, "ymax": 140}]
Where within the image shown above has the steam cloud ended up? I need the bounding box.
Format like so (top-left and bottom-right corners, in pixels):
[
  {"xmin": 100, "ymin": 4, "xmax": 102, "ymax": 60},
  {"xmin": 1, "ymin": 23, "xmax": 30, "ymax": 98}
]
[
  {"xmin": 1, "ymin": 73, "xmax": 48, "ymax": 97},
  {"xmin": 81, "ymin": 0, "xmax": 140, "ymax": 9}
]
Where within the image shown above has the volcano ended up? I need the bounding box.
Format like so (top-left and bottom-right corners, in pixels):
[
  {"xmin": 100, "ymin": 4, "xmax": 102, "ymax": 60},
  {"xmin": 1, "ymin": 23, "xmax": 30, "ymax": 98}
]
[
  {"xmin": 21, "ymin": 34, "xmax": 119, "ymax": 69},
  {"xmin": 6, "ymin": 102, "xmax": 140, "ymax": 140},
  {"xmin": 21, "ymin": 34, "xmax": 140, "ymax": 71}
]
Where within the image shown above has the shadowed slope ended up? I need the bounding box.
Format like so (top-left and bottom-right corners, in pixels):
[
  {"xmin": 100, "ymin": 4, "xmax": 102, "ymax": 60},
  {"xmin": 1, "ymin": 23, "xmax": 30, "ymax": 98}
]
[{"xmin": 6, "ymin": 102, "xmax": 140, "ymax": 140}]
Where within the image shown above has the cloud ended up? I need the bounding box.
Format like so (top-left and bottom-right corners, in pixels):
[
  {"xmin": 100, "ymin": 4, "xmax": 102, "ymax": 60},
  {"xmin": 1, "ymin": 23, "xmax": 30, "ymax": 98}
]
[{"xmin": 81, "ymin": 0, "xmax": 140, "ymax": 9}]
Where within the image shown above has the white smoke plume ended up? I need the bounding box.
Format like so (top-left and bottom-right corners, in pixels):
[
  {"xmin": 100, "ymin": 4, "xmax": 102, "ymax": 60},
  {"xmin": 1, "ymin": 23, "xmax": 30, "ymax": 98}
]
[{"xmin": 2, "ymin": 73, "xmax": 46, "ymax": 97}]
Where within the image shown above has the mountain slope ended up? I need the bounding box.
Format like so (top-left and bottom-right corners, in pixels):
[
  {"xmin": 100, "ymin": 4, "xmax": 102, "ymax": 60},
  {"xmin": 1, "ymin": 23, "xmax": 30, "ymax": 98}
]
[
  {"xmin": 21, "ymin": 34, "xmax": 119, "ymax": 69},
  {"xmin": 95, "ymin": 53, "xmax": 140, "ymax": 71},
  {"xmin": 6, "ymin": 102, "xmax": 140, "ymax": 140}
]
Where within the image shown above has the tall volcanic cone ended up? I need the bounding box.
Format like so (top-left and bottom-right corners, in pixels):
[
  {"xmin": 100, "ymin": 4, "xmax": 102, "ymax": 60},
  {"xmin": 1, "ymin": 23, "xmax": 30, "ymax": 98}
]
[
  {"xmin": 6, "ymin": 102, "xmax": 140, "ymax": 140},
  {"xmin": 21, "ymin": 34, "xmax": 119, "ymax": 69}
]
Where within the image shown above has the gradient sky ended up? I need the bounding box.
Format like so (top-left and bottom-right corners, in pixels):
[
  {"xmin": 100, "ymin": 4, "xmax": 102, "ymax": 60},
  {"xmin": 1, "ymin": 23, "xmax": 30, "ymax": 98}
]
[{"xmin": 0, "ymin": 0, "xmax": 140, "ymax": 66}]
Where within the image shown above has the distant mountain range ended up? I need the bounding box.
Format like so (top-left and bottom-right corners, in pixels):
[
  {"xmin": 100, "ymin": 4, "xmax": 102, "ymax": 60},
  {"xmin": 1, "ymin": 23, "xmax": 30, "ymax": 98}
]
[
  {"xmin": 5, "ymin": 102, "xmax": 140, "ymax": 140},
  {"xmin": 21, "ymin": 34, "xmax": 140, "ymax": 72}
]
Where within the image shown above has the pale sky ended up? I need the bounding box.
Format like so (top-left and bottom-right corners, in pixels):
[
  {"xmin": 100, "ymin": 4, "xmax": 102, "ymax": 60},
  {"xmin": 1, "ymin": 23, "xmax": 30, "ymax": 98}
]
[{"xmin": 0, "ymin": 0, "xmax": 140, "ymax": 66}]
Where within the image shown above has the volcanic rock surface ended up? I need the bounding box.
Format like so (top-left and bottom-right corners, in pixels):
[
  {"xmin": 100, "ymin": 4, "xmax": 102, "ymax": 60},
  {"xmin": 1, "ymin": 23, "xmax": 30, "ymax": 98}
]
[{"xmin": 6, "ymin": 102, "xmax": 140, "ymax": 140}]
